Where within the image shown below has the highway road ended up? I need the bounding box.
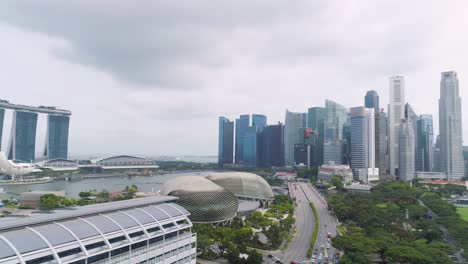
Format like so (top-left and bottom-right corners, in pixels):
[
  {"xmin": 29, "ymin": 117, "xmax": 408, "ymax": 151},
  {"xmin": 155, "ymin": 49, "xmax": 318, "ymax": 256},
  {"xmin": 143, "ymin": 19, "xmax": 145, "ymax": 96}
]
[
  {"xmin": 300, "ymin": 182, "xmax": 339, "ymax": 263},
  {"xmin": 265, "ymin": 182, "xmax": 315, "ymax": 264}
]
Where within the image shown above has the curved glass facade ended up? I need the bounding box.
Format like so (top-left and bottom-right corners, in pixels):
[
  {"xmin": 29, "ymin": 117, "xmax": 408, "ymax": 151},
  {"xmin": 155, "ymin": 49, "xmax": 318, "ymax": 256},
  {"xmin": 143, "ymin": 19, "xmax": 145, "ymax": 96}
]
[{"xmin": 206, "ymin": 172, "xmax": 274, "ymax": 200}]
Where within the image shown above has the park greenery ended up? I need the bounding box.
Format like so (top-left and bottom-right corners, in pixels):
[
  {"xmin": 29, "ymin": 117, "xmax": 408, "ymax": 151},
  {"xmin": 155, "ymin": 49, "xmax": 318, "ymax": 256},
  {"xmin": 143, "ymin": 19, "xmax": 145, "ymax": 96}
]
[
  {"xmin": 39, "ymin": 185, "xmax": 139, "ymax": 210},
  {"xmin": 307, "ymin": 202, "xmax": 319, "ymax": 258},
  {"xmin": 194, "ymin": 195, "xmax": 295, "ymax": 264},
  {"xmin": 329, "ymin": 182, "xmax": 454, "ymax": 264}
]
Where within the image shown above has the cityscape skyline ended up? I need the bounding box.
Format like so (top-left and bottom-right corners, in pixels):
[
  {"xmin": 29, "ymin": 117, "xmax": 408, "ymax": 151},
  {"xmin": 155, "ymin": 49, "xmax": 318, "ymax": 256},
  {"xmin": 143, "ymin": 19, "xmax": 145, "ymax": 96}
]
[{"xmin": 1, "ymin": 2, "xmax": 468, "ymax": 156}]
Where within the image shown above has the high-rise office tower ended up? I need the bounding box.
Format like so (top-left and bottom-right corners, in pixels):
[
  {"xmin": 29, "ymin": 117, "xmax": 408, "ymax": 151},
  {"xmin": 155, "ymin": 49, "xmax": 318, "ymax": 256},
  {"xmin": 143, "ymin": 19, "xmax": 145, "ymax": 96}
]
[
  {"xmin": 235, "ymin": 115, "xmax": 250, "ymax": 163},
  {"xmin": 350, "ymin": 107, "xmax": 377, "ymax": 182},
  {"xmin": 243, "ymin": 126, "xmax": 258, "ymax": 167},
  {"xmin": 439, "ymin": 71, "xmax": 464, "ymax": 180},
  {"xmin": 252, "ymin": 114, "xmax": 267, "ymax": 132},
  {"xmin": 259, "ymin": 123, "xmax": 284, "ymax": 167},
  {"xmin": 307, "ymin": 107, "xmax": 325, "ymax": 166},
  {"xmin": 7, "ymin": 111, "xmax": 38, "ymax": 162},
  {"xmin": 416, "ymin": 115, "xmax": 434, "ymax": 172},
  {"xmin": 388, "ymin": 76, "xmax": 405, "ymax": 176},
  {"xmin": 342, "ymin": 118, "xmax": 352, "ymax": 165},
  {"xmin": 433, "ymin": 135, "xmax": 441, "ymax": 172},
  {"xmin": 398, "ymin": 119, "xmax": 415, "ymax": 181},
  {"xmin": 218, "ymin": 116, "xmax": 234, "ymax": 166},
  {"xmin": 324, "ymin": 100, "xmax": 347, "ymax": 164},
  {"xmin": 365, "ymin": 90, "xmax": 379, "ymax": 114},
  {"xmin": 43, "ymin": 114, "xmax": 70, "ymax": 159},
  {"xmin": 0, "ymin": 108, "xmax": 4, "ymax": 151},
  {"xmin": 284, "ymin": 110, "xmax": 306, "ymax": 165},
  {"xmin": 463, "ymin": 146, "xmax": 468, "ymax": 178},
  {"xmin": 375, "ymin": 111, "xmax": 387, "ymax": 176}
]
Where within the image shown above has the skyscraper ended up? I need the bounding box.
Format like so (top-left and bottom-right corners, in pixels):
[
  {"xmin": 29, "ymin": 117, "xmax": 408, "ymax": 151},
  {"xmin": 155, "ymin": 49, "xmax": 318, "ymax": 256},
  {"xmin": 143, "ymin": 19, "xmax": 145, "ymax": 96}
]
[
  {"xmin": 416, "ymin": 115, "xmax": 434, "ymax": 172},
  {"xmin": 235, "ymin": 115, "xmax": 249, "ymax": 163},
  {"xmin": 44, "ymin": 114, "xmax": 70, "ymax": 159},
  {"xmin": 439, "ymin": 71, "xmax": 464, "ymax": 180},
  {"xmin": 0, "ymin": 108, "xmax": 4, "ymax": 151},
  {"xmin": 365, "ymin": 90, "xmax": 379, "ymax": 114},
  {"xmin": 7, "ymin": 111, "xmax": 38, "ymax": 162},
  {"xmin": 388, "ymin": 76, "xmax": 405, "ymax": 176},
  {"xmin": 252, "ymin": 114, "xmax": 267, "ymax": 132},
  {"xmin": 398, "ymin": 119, "xmax": 415, "ymax": 181},
  {"xmin": 243, "ymin": 126, "xmax": 258, "ymax": 167},
  {"xmin": 375, "ymin": 111, "xmax": 387, "ymax": 176},
  {"xmin": 284, "ymin": 110, "xmax": 306, "ymax": 165},
  {"xmin": 324, "ymin": 100, "xmax": 347, "ymax": 164},
  {"xmin": 218, "ymin": 116, "xmax": 234, "ymax": 166},
  {"xmin": 350, "ymin": 107, "xmax": 377, "ymax": 182},
  {"xmin": 433, "ymin": 135, "xmax": 441, "ymax": 172},
  {"xmin": 259, "ymin": 123, "xmax": 284, "ymax": 167},
  {"xmin": 307, "ymin": 107, "xmax": 325, "ymax": 166}
]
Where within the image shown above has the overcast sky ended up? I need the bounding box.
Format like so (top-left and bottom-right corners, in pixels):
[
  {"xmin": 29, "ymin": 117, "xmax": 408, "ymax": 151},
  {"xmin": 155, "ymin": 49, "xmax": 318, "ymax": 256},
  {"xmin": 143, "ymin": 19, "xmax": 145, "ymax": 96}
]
[{"xmin": 0, "ymin": 1, "xmax": 467, "ymax": 157}]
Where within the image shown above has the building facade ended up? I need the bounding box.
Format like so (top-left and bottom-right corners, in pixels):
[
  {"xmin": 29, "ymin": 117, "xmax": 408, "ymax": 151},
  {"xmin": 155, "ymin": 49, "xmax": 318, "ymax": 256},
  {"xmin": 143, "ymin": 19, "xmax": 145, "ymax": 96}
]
[
  {"xmin": 307, "ymin": 107, "xmax": 325, "ymax": 166},
  {"xmin": 7, "ymin": 111, "xmax": 38, "ymax": 162},
  {"xmin": 252, "ymin": 114, "xmax": 267, "ymax": 132},
  {"xmin": 365, "ymin": 90, "xmax": 379, "ymax": 114},
  {"xmin": 284, "ymin": 110, "xmax": 306, "ymax": 165},
  {"xmin": 0, "ymin": 196, "xmax": 196, "ymax": 264},
  {"xmin": 350, "ymin": 107, "xmax": 378, "ymax": 182},
  {"xmin": 323, "ymin": 100, "xmax": 347, "ymax": 164},
  {"xmin": 388, "ymin": 76, "xmax": 405, "ymax": 176},
  {"xmin": 44, "ymin": 114, "xmax": 70, "ymax": 160},
  {"xmin": 375, "ymin": 111, "xmax": 387, "ymax": 176},
  {"xmin": 235, "ymin": 115, "xmax": 250, "ymax": 164},
  {"xmin": 259, "ymin": 123, "xmax": 284, "ymax": 167},
  {"xmin": 218, "ymin": 117, "xmax": 234, "ymax": 166},
  {"xmin": 398, "ymin": 119, "xmax": 415, "ymax": 181},
  {"xmin": 416, "ymin": 115, "xmax": 434, "ymax": 172},
  {"xmin": 243, "ymin": 126, "xmax": 258, "ymax": 167},
  {"xmin": 439, "ymin": 71, "xmax": 465, "ymax": 180},
  {"xmin": 0, "ymin": 108, "xmax": 4, "ymax": 151}
]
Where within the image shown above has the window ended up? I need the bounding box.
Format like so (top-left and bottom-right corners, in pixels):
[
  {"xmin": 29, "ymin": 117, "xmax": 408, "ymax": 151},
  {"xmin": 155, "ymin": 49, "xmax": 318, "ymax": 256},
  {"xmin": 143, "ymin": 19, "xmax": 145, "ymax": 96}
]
[
  {"xmin": 176, "ymin": 220, "xmax": 187, "ymax": 225},
  {"xmin": 129, "ymin": 231, "xmax": 145, "ymax": 238},
  {"xmin": 58, "ymin": 247, "xmax": 82, "ymax": 258},
  {"xmin": 131, "ymin": 240, "xmax": 147, "ymax": 250},
  {"xmin": 162, "ymin": 223, "xmax": 174, "ymax": 229},
  {"xmin": 111, "ymin": 246, "xmax": 129, "ymax": 256},
  {"xmin": 85, "ymin": 241, "xmax": 106, "ymax": 251},
  {"xmin": 25, "ymin": 255, "xmax": 54, "ymax": 264},
  {"xmin": 109, "ymin": 235, "xmax": 127, "ymax": 244},
  {"xmin": 149, "ymin": 235, "xmax": 163, "ymax": 245},
  {"xmin": 147, "ymin": 226, "xmax": 160, "ymax": 233},
  {"xmin": 69, "ymin": 260, "xmax": 86, "ymax": 264},
  {"xmin": 165, "ymin": 231, "xmax": 178, "ymax": 240},
  {"xmin": 87, "ymin": 252, "xmax": 109, "ymax": 263}
]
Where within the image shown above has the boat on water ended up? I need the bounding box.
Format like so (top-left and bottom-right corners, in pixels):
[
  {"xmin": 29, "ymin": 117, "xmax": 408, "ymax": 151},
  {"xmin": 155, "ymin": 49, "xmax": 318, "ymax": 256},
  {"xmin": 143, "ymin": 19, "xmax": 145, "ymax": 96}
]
[{"xmin": 0, "ymin": 177, "xmax": 53, "ymax": 186}]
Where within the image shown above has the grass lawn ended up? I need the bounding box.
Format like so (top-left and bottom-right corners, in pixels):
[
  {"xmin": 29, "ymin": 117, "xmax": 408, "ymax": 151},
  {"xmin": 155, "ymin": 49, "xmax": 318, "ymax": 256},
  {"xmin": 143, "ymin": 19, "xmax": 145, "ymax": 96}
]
[
  {"xmin": 456, "ymin": 207, "xmax": 468, "ymax": 222},
  {"xmin": 376, "ymin": 203, "xmax": 387, "ymax": 208}
]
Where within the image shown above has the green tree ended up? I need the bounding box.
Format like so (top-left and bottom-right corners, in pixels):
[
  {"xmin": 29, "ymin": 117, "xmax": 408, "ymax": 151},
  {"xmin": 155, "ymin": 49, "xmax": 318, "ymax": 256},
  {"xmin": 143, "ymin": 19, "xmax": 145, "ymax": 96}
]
[{"xmin": 40, "ymin": 194, "xmax": 62, "ymax": 210}]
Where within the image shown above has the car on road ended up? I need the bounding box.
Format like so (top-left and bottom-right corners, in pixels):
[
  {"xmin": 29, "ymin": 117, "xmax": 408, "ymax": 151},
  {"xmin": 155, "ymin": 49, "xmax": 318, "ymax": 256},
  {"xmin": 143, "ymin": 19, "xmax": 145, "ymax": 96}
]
[
  {"xmin": 275, "ymin": 260, "xmax": 283, "ymax": 264},
  {"xmin": 327, "ymin": 232, "xmax": 332, "ymax": 238},
  {"xmin": 290, "ymin": 261, "xmax": 298, "ymax": 264},
  {"xmin": 268, "ymin": 254, "xmax": 274, "ymax": 258}
]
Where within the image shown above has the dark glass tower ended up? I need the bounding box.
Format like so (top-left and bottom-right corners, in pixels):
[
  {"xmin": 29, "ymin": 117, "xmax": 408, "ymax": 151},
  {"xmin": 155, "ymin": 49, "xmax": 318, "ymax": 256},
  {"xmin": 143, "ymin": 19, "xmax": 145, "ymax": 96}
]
[
  {"xmin": 7, "ymin": 111, "xmax": 38, "ymax": 162},
  {"xmin": 259, "ymin": 123, "xmax": 284, "ymax": 167},
  {"xmin": 252, "ymin": 114, "xmax": 267, "ymax": 132},
  {"xmin": 307, "ymin": 107, "xmax": 325, "ymax": 166},
  {"xmin": 365, "ymin": 90, "xmax": 379, "ymax": 114},
  {"xmin": 235, "ymin": 115, "xmax": 249, "ymax": 163},
  {"xmin": 416, "ymin": 115, "xmax": 433, "ymax": 172},
  {"xmin": 44, "ymin": 115, "xmax": 70, "ymax": 159},
  {"xmin": 218, "ymin": 117, "xmax": 234, "ymax": 166},
  {"xmin": 243, "ymin": 126, "xmax": 258, "ymax": 167}
]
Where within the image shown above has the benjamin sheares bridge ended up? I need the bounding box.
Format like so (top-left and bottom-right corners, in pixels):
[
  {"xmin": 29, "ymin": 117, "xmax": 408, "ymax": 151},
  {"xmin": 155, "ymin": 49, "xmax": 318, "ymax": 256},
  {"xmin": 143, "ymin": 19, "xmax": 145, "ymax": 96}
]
[{"xmin": 0, "ymin": 99, "xmax": 71, "ymax": 162}]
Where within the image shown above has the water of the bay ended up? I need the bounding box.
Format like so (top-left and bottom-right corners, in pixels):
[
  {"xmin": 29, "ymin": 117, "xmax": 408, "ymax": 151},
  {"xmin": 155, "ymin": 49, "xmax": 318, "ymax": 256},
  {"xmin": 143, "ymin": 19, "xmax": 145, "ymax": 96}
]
[{"xmin": 1, "ymin": 171, "xmax": 213, "ymax": 199}]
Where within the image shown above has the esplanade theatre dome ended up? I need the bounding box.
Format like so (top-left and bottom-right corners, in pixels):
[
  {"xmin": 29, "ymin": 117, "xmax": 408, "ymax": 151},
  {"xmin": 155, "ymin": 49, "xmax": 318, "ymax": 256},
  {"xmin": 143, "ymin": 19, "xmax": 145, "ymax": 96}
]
[
  {"xmin": 160, "ymin": 176, "xmax": 238, "ymax": 223},
  {"xmin": 205, "ymin": 172, "xmax": 274, "ymax": 201}
]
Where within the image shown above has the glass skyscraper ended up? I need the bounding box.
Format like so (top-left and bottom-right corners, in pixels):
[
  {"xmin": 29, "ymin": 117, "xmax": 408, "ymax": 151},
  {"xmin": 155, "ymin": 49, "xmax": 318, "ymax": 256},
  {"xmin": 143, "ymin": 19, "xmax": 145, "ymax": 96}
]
[
  {"xmin": 439, "ymin": 71, "xmax": 464, "ymax": 180},
  {"xmin": 323, "ymin": 100, "xmax": 347, "ymax": 164},
  {"xmin": 365, "ymin": 90, "xmax": 379, "ymax": 114},
  {"xmin": 284, "ymin": 110, "xmax": 306, "ymax": 165},
  {"xmin": 243, "ymin": 126, "xmax": 258, "ymax": 167},
  {"xmin": 259, "ymin": 123, "xmax": 284, "ymax": 167},
  {"xmin": 398, "ymin": 118, "xmax": 415, "ymax": 181},
  {"xmin": 235, "ymin": 115, "xmax": 250, "ymax": 163},
  {"xmin": 7, "ymin": 111, "xmax": 38, "ymax": 162},
  {"xmin": 416, "ymin": 115, "xmax": 434, "ymax": 172},
  {"xmin": 0, "ymin": 108, "xmax": 4, "ymax": 151},
  {"xmin": 218, "ymin": 117, "xmax": 234, "ymax": 166},
  {"xmin": 252, "ymin": 114, "xmax": 267, "ymax": 132},
  {"xmin": 307, "ymin": 107, "xmax": 325, "ymax": 166},
  {"xmin": 44, "ymin": 114, "xmax": 70, "ymax": 159}
]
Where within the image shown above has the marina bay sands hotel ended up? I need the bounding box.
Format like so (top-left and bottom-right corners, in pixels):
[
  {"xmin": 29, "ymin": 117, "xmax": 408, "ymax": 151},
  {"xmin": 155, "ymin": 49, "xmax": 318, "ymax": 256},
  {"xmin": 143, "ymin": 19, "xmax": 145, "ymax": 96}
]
[{"xmin": 0, "ymin": 99, "xmax": 71, "ymax": 162}]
